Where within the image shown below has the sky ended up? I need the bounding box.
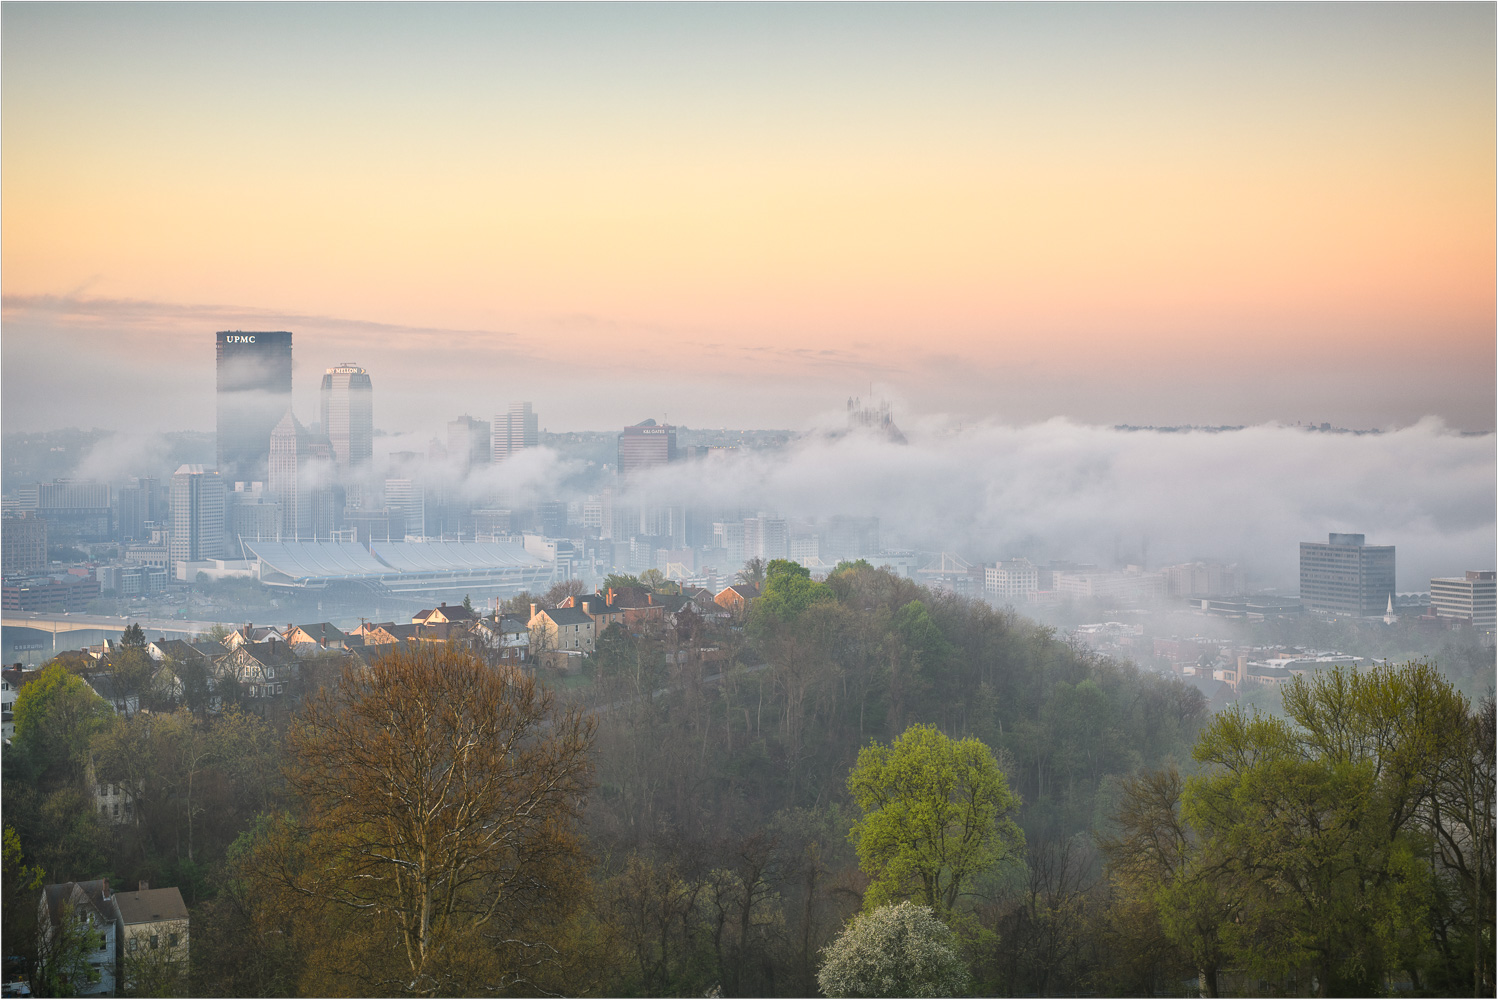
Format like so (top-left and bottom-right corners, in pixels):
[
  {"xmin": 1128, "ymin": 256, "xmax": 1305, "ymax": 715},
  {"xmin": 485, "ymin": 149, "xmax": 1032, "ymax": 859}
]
[{"xmin": 3, "ymin": 2, "xmax": 1494, "ymax": 434}]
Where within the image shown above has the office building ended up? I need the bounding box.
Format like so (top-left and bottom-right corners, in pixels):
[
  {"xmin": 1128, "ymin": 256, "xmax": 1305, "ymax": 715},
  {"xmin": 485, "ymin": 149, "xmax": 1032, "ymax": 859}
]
[
  {"xmin": 2, "ymin": 513, "xmax": 48, "ymax": 577},
  {"xmin": 216, "ymin": 330, "xmax": 294, "ymax": 483},
  {"xmin": 617, "ymin": 419, "xmax": 676, "ymax": 477},
  {"xmin": 1430, "ymin": 571, "xmax": 1496, "ymax": 630},
  {"xmin": 985, "ymin": 558, "xmax": 1039, "ymax": 602},
  {"xmin": 319, "ymin": 363, "xmax": 374, "ymax": 476},
  {"xmin": 169, "ymin": 465, "xmax": 226, "ymax": 575},
  {"xmin": 33, "ymin": 479, "xmax": 112, "ymax": 542},
  {"xmin": 1299, "ymin": 533, "xmax": 1396, "ymax": 617},
  {"xmin": 384, "ymin": 479, "xmax": 425, "ymax": 540},
  {"xmin": 115, "ymin": 478, "xmax": 163, "ymax": 543},
  {"xmin": 743, "ymin": 515, "xmax": 789, "ymax": 562},
  {"xmin": 269, "ymin": 412, "xmax": 339, "ymax": 541},
  {"xmin": 492, "ymin": 402, "xmax": 539, "ymax": 462},
  {"xmin": 228, "ymin": 483, "xmax": 281, "ymax": 546},
  {"xmin": 448, "ymin": 414, "xmax": 492, "ymax": 477}
]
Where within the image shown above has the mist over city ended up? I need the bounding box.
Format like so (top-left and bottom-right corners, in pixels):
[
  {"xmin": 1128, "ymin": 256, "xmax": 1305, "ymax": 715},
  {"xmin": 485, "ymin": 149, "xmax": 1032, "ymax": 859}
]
[{"xmin": 2, "ymin": 4, "xmax": 1493, "ymax": 999}]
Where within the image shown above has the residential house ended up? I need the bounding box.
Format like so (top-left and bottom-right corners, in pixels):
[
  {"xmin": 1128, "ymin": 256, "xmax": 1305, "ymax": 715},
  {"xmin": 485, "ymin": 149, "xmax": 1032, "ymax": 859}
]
[
  {"xmin": 282, "ymin": 622, "xmax": 350, "ymax": 656},
  {"xmin": 38, "ymin": 880, "xmax": 118, "ymax": 996},
  {"xmin": 220, "ymin": 637, "xmax": 300, "ymax": 699},
  {"xmin": 412, "ymin": 602, "xmax": 479, "ymax": 626},
  {"xmin": 114, "ymin": 885, "xmax": 189, "ymax": 992},
  {"xmin": 527, "ymin": 605, "xmax": 596, "ymax": 654},
  {"xmin": 715, "ymin": 583, "xmax": 760, "ymax": 615},
  {"xmin": 222, "ymin": 624, "xmax": 284, "ymax": 650},
  {"xmin": 468, "ymin": 615, "xmax": 530, "ymax": 666}
]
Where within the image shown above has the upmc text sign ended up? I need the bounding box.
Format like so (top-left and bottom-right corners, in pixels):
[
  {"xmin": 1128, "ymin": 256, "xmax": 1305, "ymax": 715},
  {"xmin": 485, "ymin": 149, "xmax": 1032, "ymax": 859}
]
[{"xmin": 224, "ymin": 335, "xmax": 257, "ymax": 344}]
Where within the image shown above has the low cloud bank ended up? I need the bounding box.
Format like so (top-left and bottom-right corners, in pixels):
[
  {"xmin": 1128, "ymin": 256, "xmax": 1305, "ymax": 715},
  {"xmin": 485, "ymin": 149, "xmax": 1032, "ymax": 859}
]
[{"xmin": 630, "ymin": 417, "xmax": 1495, "ymax": 592}]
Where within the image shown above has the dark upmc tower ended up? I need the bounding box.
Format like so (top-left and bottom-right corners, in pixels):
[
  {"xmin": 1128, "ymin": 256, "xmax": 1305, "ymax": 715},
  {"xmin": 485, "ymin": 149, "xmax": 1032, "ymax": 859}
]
[{"xmin": 216, "ymin": 331, "xmax": 293, "ymax": 484}]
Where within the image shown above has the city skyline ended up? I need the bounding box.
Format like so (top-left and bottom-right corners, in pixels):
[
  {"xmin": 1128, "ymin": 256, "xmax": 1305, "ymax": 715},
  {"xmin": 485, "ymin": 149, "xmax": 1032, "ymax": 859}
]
[{"xmin": 2, "ymin": 3, "xmax": 1494, "ymax": 434}]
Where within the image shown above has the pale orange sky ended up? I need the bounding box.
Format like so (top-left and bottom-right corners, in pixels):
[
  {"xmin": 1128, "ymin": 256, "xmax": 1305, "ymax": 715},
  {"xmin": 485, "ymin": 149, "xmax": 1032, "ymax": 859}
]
[{"xmin": 3, "ymin": 3, "xmax": 1493, "ymax": 432}]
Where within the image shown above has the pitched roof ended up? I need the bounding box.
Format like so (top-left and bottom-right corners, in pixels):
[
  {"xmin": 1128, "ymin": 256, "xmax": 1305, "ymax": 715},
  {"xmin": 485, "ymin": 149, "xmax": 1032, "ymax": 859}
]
[
  {"xmin": 538, "ymin": 607, "xmax": 594, "ymax": 627},
  {"xmin": 114, "ymin": 886, "xmax": 188, "ymax": 925},
  {"xmin": 292, "ymin": 622, "xmax": 348, "ymax": 643},
  {"xmin": 42, "ymin": 880, "xmax": 113, "ymax": 929}
]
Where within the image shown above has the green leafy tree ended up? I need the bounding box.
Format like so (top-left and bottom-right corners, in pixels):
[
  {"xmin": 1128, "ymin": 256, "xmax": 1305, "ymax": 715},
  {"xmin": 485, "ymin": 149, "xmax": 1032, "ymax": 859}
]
[
  {"xmin": 752, "ymin": 560, "xmax": 835, "ymax": 628},
  {"xmin": 462, "ymin": 593, "xmax": 473, "ymax": 613},
  {"xmin": 1175, "ymin": 662, "xmax": 1473, "ymax": 995},
  {"xmin": 121, "ymin": 623, "xmax": 147, "ymax": 649},
  {"xmin": 848, "ymin": 724, "xmax": 1024, "ymax": 915},
  {"xmin": 603, "ymin": 573, "xmax": 644, "ymax": 592},
  {"xmin": 817, "ymin": 901, "xmax": 970, "ymax": 998},
  {"xmin": 36, "ymin": 899, "xmax": 105, "ymax": 998},
  {"xmin": 3, "ymin": 826, "xmax": 45, "ymax": 979},
  {"xmin": 12, "ymin": 665, "xmax": 115, "ymax": 787}
]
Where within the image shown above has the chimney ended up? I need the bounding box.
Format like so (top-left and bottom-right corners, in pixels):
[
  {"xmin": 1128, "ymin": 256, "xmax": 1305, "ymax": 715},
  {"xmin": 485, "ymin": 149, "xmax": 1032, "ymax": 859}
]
[
  {"xmin": 607, "ymin": 587, "xmax": 615, "ymax": 606},
  {"xmin": 530, "ymin": 603, "xmax": 538, "ymax": 621},
  {"xmin": 647, "ymin": 593, "xmax": 654, "ymax": 605}
]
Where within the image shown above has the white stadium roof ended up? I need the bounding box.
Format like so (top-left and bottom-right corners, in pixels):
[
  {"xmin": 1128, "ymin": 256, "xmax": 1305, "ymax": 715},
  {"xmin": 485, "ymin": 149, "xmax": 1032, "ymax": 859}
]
[{"xmin": 245, "ymin": 539, "xmax": 552, "ymax": 594}]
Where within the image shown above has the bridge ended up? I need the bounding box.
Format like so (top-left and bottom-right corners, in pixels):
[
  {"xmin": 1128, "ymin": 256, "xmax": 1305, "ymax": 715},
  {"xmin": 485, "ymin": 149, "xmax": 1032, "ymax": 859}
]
[{"xmin": 1, "ymin": 612, "xmax": 238, "ymax": 659}]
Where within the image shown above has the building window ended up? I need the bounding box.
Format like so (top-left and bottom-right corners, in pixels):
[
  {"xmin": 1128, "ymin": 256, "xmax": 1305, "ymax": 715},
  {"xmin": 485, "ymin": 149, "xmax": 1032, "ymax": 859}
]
[
  {"xmin": 150, "ymin": 934, "xmax": 159, "ymax": 949},
  {"xmin": 128, "ymin": 939, "xmax": 137, "ymax": 952},
  {"xmin": 168, "ymin": 933, "xmax": 178, "ymax": 948}
]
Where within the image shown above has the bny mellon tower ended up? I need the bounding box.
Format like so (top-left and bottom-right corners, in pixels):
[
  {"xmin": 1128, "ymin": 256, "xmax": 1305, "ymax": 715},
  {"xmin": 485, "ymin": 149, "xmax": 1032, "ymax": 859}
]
[
  {"xmin": 216, "ymin": 330, "xmax": 293, "ymax": 483},
  {"xmin": 320, "ymin": 362, "xmax": 374, "ymax": 477}
]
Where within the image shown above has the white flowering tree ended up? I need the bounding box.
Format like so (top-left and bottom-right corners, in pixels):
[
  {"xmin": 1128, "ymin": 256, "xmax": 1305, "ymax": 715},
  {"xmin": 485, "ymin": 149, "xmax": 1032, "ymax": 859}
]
[{"xmin": 816, "ymin": 901, "xmax": 969, "ymax": 998}]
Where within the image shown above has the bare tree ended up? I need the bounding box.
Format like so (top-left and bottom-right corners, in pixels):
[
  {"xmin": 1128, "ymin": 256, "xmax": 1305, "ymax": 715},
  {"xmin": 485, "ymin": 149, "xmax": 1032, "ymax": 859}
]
[{"xmin": 284, "ymin": 644, "xmax": 595, "ymax": 996}]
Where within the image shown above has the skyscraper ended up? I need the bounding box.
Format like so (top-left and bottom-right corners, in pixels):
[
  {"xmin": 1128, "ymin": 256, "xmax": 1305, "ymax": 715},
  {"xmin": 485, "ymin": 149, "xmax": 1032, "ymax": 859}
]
[
  {"xmin": 268, "ymin": 411, "xmax": 341, "ymax": 541},
  {"xmin": 169, "ymin": 465, "xmax": 226, "ymax": 575},
  {"xmin": 319, "ymin": 362, "xmax": 374, "ymax": 477},
  {"xmin": 448, "ymin": 414, "xmax": 492, "ymax": 477},
  {"xmin": 492, "ymin": 402, "xmax": 539, "ymax": 462},
  {"xmin": 1299, "ymin": 533, "xmax": 1396, "ymax": 617},
  {"xmin": 216, "ymin": 330, "xmax": 293, "ymax": 483},
  {"xmin": 617, "ymin": 419, "xmax": 676, "ymax": 477}
]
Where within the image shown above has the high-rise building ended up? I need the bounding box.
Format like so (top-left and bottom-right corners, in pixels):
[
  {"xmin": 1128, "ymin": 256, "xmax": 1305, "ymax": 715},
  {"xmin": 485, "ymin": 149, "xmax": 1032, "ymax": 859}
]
[
  {"xmin": 1299, "ymin": 533, "xmax": 1395, "ymax": 617},
  {"xmin": 227, "ymin": 482, "xmax": 281, "ymax": 547},
  {"xmin": 985, "ymin": 558, "xmax": 1039, "ymax": 602},
  {"xmin": 384, "ymin": 479, "xmax": 425, "ymax": 540},
  {"xmin": 617, "ymin": 419, "xmax": 676, "ymax": 477},
  {"xmin": 448, "ymin": 414, "xmax": 492, "ymax": 477},
  {"xmin": 269, "ymin": 411, "xmax": 340, "ymax": 541},
  {"xmin": 34, "ymin": 480, "xmax": 112, "ymax": 542},
  {"xmin": 216, "ymin": 331, "xmax": 293, "ymax": 483},
  {"xmin": 492, "ymin": 402, "xmax": 539, "ymax": 462},
  {"xmin": 319, "ymin": 363, "xmax": 373, "ymax": 477},
  {"xmin": 1429, "ymin": 571, "xmax": 1496, "ymax": 630},
  {"xmin": 2, "ymin": 513, "xmax": 48, "ymax": 577},
  {"xmin": 169, "ymin": 465, "xmax": 226, "ymax": 575},
  {"xmin": 115, "ymin": 477, "xmax": 162, "ymax": 542},
  {"xmin": 743, "ymin": 516, "xmax": 789, "ymax": 562}
]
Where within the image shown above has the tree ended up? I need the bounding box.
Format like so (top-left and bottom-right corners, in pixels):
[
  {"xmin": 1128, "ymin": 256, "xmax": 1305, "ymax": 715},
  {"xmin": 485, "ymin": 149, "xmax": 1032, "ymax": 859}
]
[
  {"xmin": 541, "ymin": 578, "xmax": 586, "ymax": 607},
  {"xmin": 35, "ymin": 899, "xmax": 105, "ymax": 998},
  {"xmin": 283, "ymin": 644, "xmax": 596, "ymax": 995},
  {"xmin": 121, "ymin": 623, "xmax": 147, "ymax": 649},
  {"xmin": 12, "ymin": 665, "xmax": 115, "ymax": 788},
  {"xmin": 752, "ymin": 560, "xmax": 835, "ymax": 628},
  {"xmin": 847, "ymin": 724, "xmax": 1024, "ymax": 915},
  {"xmin": 603, "ymin": 573, "xmax": 644, "ymax": 593},
  {"xmin": 736, "ymin": 557, "xmax": 767, "ymax": 589},
  {"xmin": 498, "ymin": 591, "xmax": 535, "ymax": 618},
  {"xmin": 461, "ymin": 593, "xmax": 473, "ymax": 613},
  {"xmin": 3, "ymin": 827, "xmax": 44, "ymax": 983},
  {"xmin": 817, "ymin": 901, "xmax": 969, "ymax": 998},
  {"xmin": 1175, "ymin": 662, "xmax": 1475, "ymax": 995}
]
